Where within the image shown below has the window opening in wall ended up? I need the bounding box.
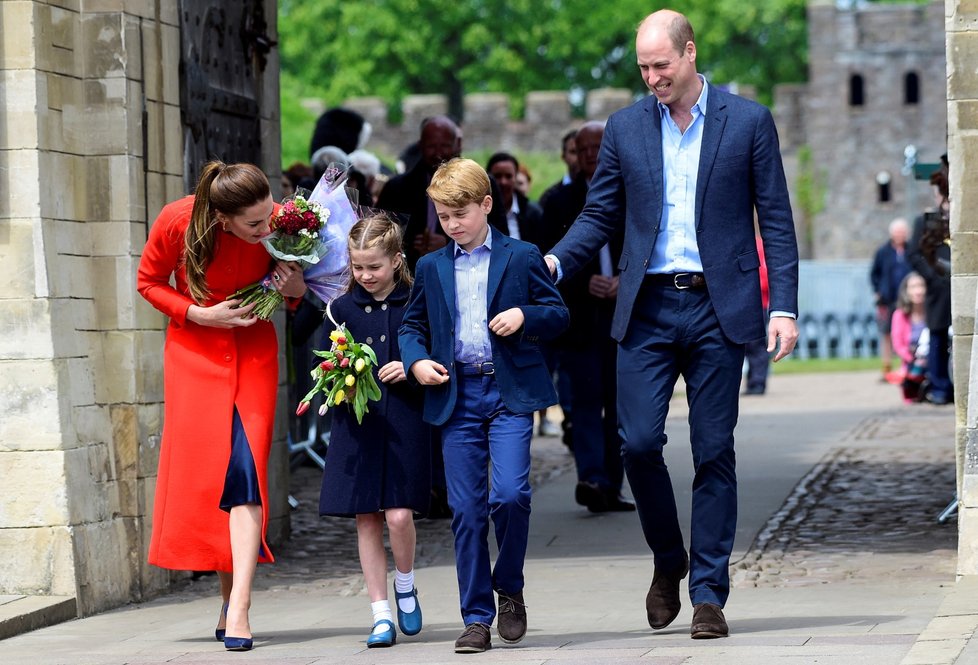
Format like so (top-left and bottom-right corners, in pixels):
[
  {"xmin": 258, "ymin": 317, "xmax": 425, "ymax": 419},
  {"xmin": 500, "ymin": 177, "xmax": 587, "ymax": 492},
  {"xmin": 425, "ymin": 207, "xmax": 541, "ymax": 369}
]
[
  {"xmin": 876, "ymin": 171, "xmax": 891, "ymax": 203},
  {"xmin": 905, "ymin": 72, "xmax": 920, "ymax": 105},
  {"xmin": 849, "ymin": 74, "xmax": 865, "ymax": 107}
]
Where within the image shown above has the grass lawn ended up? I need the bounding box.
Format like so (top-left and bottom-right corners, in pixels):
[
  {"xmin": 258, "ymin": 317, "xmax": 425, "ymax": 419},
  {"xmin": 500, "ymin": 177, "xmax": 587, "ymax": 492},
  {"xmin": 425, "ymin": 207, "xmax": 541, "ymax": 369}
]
[{"xmin": 772, "ymin": 357, "xmax": 881, "ymax": 374}]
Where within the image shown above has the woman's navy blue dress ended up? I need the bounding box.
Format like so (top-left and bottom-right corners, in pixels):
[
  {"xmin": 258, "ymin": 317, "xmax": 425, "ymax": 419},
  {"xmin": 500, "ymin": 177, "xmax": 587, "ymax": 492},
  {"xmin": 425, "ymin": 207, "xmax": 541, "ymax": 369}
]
[{"xmin": 319, "ymin": 283, "xmax": 432, "ymax": 517}]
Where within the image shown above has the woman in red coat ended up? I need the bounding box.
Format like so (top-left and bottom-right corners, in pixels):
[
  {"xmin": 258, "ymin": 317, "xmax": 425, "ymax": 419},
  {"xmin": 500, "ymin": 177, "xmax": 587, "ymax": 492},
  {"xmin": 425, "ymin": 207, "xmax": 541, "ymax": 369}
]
[{"xmin": 137, "ymin": 161, "xmax": 305, "ymax": 651}]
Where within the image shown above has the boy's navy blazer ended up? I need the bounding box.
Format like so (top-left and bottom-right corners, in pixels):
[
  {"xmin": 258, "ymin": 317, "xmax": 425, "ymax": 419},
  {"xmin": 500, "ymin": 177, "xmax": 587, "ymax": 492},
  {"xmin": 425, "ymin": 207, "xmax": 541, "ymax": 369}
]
[{"xmin": 399, "ymin": 227, "xmax": 570, "ymax": 426}]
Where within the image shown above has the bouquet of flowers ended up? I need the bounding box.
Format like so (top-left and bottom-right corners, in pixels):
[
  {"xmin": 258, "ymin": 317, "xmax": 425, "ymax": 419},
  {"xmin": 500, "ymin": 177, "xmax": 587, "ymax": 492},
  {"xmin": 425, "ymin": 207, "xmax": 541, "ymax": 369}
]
[
  {"xmin": 295, "ymin": 326, "xmax": 382, "ymax": 424},
  {"xmin": 230, "ymin": 164, "xmax": 361, "ymax": 318},
  {"xmin": 230, "ymin": 193, "xmax": 331, "ymax": 318}
]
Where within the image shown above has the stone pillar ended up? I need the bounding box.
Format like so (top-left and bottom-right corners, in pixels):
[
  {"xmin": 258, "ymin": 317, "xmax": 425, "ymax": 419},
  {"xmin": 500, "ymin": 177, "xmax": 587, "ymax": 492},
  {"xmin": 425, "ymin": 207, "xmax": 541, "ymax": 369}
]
[
  {"xmin": 948, "ymin": 0, "xmax": 978, "ymax": 575},
  {"xmin": 462, "ymin": 93, "xmax": 508, "ymax": 151},
  {"xmin": 0, "ymin": 0, "xmax": 286, "ymax": 617},
  {"xmin": 585, "ymin": 88, "xmax": 633, "ymax": 121}
]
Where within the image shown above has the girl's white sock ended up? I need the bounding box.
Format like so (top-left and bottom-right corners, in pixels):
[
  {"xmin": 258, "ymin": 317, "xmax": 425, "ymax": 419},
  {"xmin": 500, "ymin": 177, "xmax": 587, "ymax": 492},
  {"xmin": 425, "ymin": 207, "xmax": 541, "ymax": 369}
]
[
  {"xmin": 394, "ymin": 568, "xmax": 416, "ymax": 613},
  {"xmin": 371, "ymin": 600, "xmax": 393, "ymax": 634}
]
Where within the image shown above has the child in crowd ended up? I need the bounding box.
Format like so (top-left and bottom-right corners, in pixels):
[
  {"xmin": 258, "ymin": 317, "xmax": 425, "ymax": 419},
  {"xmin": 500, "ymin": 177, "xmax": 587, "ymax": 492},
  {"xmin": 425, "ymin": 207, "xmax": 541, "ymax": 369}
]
[
  {"xmin": 399, "ymin": 158, "xmax": 569, "ymax": 653},
  {"xmin": 891, "ymin": 272, "xmax": 929, "ymax": 402},
  {"xmin": 318, "ymin": 215, "xmax": 431, "ymax": 648}
]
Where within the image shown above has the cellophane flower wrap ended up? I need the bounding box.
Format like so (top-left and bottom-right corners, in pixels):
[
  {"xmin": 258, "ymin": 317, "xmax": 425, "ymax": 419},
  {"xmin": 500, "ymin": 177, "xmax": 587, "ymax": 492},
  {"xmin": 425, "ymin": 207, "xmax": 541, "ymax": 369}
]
[
  {"xmin": 296, "ymin": 326, "xmax": 382, "ymax": 425},
  {"xmin": 229, "ymin": 164, "xmax": 360, "ymax": 318}
]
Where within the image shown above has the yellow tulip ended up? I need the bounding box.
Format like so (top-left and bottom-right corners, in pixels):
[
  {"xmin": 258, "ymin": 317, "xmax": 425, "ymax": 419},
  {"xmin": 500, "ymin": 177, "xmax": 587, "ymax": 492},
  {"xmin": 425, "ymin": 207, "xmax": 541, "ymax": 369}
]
[
  {"xmin": 334, "ymin": 389, "xmax": 346, "ymax": 404},
  {"xmin": 354, "ymin": 358, "xmax": 366, "ymax": 373},
  {"xmin": 345, "ymin": 374, "xmax": 356, "ymax": 387},
  {"xmin": 336, "ymin": 344, "xmax": 348, "ymax": 352},
  {"xmin": 329, "ymin": 330, "xmax": 342, "ymax": 342}
]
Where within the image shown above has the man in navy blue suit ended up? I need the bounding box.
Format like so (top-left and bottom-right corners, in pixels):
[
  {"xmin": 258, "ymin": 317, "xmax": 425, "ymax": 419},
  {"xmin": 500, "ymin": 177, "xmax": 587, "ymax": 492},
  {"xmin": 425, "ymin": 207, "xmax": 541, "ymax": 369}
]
[{"xmin": 546, "ymin": 9, "xmax": 799, "ymax": 639}]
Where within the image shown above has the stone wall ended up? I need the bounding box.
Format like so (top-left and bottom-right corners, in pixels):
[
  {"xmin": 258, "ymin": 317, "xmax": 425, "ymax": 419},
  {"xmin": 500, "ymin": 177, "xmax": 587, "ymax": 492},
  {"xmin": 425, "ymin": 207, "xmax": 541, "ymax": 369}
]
[
  {"xmin": 948, "ymin": 0, "xmax": 978, "ymax": 576},
  {"xmin": 0, "ymin": 0, "xmax": 287, "ymax": 616},
  {"xmin": 793, "ymin": 0, "xmax": 947, "ymax": 260},
  {"xmin": 338, "ymin": 88, "xmax": 636, "ymax": 158}
]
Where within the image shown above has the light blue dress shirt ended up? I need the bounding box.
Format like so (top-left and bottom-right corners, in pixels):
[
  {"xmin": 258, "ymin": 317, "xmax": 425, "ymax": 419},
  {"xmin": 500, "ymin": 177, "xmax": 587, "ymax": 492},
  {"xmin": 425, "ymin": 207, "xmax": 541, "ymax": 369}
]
[
  {"xmin": 647, "ymin": 76, "xmax": 708, "ymax": 274},
  {"xmin": 453, "ymin": 232, "xmax": 493, "ymax": 363}
]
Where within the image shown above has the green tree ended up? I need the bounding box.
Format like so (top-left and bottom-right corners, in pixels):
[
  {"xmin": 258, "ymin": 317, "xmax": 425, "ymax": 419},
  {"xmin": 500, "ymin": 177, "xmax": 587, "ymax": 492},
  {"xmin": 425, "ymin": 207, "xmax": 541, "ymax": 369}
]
[{"xmin": 279, "ymin": 0, "xmax": 806, "ymax": 116}]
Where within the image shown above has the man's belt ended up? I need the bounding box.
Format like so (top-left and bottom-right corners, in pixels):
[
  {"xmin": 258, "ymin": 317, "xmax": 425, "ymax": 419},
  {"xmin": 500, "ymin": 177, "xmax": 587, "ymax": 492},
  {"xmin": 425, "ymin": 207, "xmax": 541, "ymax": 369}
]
[{"xmin": 645, "ymin": 272, "xmax": 707, "ymax": 290}]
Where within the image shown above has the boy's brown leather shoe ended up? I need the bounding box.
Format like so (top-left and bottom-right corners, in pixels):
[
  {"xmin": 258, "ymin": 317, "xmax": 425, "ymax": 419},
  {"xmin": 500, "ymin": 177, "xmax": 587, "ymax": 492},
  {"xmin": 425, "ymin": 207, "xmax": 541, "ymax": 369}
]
[
  {"xmin": 496, "ymin": 590, "xmax": 527, "ymax": 644},
  {"xmin": 454, "ymin": 622, "xmax": 492, "ymax": 653}
]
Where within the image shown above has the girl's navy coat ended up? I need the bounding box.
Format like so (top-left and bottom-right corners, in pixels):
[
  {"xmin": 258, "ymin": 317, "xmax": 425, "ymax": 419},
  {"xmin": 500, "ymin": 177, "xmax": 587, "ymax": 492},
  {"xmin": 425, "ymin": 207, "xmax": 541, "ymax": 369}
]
[{"xmin": 319, "ymin": 282, "xmax": 431, "ymax": 517}]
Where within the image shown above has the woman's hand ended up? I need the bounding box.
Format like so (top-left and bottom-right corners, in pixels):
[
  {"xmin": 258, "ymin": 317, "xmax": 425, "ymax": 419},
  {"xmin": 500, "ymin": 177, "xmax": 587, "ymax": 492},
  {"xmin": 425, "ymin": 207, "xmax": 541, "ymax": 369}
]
[
  {"xmin": 378, "ymin": 361, "xmax": 406, "ymax": 384},
  {"xmin": 187, "ymin": 300, "xmax": 259, "ymax": 328},
  {"xmin": 272, "ymin": 261, "xmax": 307, "ymax": 298}
]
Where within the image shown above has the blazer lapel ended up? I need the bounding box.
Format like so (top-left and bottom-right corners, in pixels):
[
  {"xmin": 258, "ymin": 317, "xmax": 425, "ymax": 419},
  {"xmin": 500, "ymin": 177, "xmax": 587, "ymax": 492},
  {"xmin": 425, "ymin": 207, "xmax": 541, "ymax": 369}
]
[
  {"xmin": 435, "ymin": 243, "xmax": 456, "ymax": 317},
  {"xmin": 695, "ymin": 89, "xmax": 728, "ymax": 231},
  {"xmin": 641, "ymin": 97, "xmax": 664, "ymax": 232},
  {"xmin": 487, "ymin": 228, "xmax": 512, "ymax": 307}
]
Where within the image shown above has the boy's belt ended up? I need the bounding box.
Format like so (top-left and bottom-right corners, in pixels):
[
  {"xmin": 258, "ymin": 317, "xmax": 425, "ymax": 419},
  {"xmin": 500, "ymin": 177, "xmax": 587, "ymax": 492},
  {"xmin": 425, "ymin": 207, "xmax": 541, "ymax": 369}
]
[{"xmin": 460, "ymin": 361, "xmax": 495, "ymax": 376}]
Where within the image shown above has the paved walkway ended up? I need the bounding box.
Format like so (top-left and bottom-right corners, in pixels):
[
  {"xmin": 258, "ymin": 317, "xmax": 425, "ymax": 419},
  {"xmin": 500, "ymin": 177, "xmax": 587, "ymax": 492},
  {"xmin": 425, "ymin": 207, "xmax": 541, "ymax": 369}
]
[{"xmin": 0, "ymin": 370, "xmax": 969, "ymax": 664}]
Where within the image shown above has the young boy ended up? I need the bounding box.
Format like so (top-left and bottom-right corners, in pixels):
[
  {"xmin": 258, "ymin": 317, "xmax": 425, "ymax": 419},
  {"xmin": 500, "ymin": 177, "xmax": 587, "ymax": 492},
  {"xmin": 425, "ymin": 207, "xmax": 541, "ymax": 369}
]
[{"xmin": 399, "ymin": 158, "xmax": 569, "ymax": 653}]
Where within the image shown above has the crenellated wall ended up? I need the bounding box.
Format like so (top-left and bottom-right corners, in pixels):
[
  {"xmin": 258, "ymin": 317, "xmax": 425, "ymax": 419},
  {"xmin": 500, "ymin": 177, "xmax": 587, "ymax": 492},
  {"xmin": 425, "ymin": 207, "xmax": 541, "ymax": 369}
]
[{"xmin": 330, "ymin": 88, "xmax": 637, "ymax": 158}]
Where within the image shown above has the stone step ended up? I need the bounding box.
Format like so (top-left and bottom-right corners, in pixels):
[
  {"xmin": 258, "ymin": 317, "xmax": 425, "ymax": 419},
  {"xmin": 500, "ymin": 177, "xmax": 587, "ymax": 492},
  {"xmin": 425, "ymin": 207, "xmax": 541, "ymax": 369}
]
[{"xmin": 0, "ymin": 595, "xmax": 76, "ymax": 641}]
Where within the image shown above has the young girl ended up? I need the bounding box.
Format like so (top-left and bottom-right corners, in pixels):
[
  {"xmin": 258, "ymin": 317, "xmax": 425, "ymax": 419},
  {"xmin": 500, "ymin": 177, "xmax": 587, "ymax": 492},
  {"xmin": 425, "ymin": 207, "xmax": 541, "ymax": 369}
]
[
  {"xmin": 891, "ymin": 272, "xmax": 929, "ymax": 402},
  {"xmin": 318, "ymin": 215, "xmax": 431, "ymax": 647}
]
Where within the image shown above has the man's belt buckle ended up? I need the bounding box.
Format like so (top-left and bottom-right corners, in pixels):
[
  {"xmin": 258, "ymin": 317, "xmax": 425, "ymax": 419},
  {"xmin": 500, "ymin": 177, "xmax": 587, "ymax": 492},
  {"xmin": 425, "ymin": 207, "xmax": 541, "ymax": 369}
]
[
  {"xmin": 479, "ymin": 361, "xmax": 495, "ymax": 375},
  {"xmin": 674, "ymin": 273, "xmax": 693, "ymax": 290}
]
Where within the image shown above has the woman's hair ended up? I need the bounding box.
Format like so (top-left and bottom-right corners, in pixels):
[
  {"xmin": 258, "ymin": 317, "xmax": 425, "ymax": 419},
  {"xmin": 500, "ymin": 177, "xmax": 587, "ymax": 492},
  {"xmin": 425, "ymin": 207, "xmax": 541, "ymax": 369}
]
[
  {"xmin": 895, "ymin": 271, "xmax": 924, "ymax": 315},
  {"xmin": 184, "ymin": 161, "xmax": 270, "ymax": 304},
  {"xmin": 346, "ymin": 213, "xmax": 412, "ymax": 291}
]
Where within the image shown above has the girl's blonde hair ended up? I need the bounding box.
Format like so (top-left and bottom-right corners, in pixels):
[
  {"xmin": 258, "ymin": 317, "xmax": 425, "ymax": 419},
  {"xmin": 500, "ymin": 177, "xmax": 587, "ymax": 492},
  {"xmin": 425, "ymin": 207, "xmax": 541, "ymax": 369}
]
[
  {"xmin": 346, "ymin": 214, "xmax": 413, "ymax": 291},
  {"xmin": 184, "ymin": 160, "xmax": 270, "ymax": 304}
]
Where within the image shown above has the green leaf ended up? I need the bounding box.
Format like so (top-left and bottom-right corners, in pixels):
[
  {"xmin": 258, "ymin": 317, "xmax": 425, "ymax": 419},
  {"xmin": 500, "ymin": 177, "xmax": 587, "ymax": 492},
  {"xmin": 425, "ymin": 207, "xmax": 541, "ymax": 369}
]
[{"xmin": 362, "ymin": 344, "xmax": 378, "ymax": 366}]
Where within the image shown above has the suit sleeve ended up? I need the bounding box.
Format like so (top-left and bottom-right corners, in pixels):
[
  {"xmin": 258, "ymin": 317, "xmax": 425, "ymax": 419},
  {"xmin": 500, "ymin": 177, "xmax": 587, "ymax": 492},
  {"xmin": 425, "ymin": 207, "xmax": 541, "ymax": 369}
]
[
  {"xmin": 549, "ymin": 117, "xmax": 626, "ymax": 280},
  {"xmin": 398, "ymin": 261, "xmax": 434, "ymax": 377},
  {"xmin": 136, "ymin": 206, "xmax": 195, "ymax": 327},
  {"xmin": 752, "ymin": 107, "xmax": 799, "ymax": 317},
  {"xmin": 520, "ymin": 246, "xmax": 570, "ymax": 341}
]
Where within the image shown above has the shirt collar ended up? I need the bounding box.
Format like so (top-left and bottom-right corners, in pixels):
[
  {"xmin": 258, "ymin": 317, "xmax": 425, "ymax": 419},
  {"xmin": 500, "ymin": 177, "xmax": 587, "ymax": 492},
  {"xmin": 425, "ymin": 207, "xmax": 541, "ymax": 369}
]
[
  {"xmin": 657, "ymin": 74, "xmax": 709, "ymax": 119},
  {"xmin": 509, "ymin": 196, "xmax": 520, "ymax": 217},
  {"xmin": 453, "ymin": 226, "xmax": 493, "ymax": 257}
]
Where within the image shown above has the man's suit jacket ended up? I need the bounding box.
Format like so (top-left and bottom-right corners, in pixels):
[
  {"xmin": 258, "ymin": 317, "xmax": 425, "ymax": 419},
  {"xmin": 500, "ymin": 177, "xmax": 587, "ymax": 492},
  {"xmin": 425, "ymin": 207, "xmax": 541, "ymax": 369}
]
[
  {"xmin": 376, "ymin": 161, "xmax": 509, "ymax": 269},
  {"xmin": 550, "ymin": 86, "xmax": 799, "ymax": 345},
  {"xmin": 511, "ymin": 191, "xmax": 547, "ymax": 253},
  {"xmin": 399, "ymin": 227, "xmax": 570, "ymax": 426},
  {"xmin": 543, "ymin": 174, "xmax": 623, "ymax": 343}
]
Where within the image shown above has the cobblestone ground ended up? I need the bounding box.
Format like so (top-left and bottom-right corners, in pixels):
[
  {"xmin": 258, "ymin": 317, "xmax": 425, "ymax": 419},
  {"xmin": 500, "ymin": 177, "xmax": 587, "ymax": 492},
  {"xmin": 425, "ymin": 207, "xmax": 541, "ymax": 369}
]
[
  {"xmin": 732, "ymin": 405, "xmax": 957, "ymax": 588},
  {"xmin": 172, "ymin": 434, "xmax": 576, "ymax": 599}
]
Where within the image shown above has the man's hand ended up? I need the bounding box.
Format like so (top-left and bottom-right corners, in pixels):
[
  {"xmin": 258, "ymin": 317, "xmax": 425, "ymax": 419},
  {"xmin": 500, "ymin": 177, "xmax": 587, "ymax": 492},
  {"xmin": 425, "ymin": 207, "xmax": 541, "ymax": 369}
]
[
  {"xmin": 588, "ymin": 275, "xmax": 619, "ymax": 299},
  {"xmin": 412, "ymin": 232, "xmax": 448, "ymax": 256},
  {"xmin": 544, "ymin": 255, "xmax": 557, "ymax": 278},
  {"xmin": 489, "ymin": 308, "xmax": 525, "ymax": 337},
  {"xmin": 768, "ymin": 316, "xmax": 799, "ymax": 362},
  {"xmin": 410, "ymin": 359, "xmax": 450, "ymax": 385}
]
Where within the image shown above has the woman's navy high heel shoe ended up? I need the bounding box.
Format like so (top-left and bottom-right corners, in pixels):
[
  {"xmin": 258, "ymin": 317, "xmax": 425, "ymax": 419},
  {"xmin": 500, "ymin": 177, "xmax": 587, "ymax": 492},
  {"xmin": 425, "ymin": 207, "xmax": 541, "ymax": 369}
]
[
  {"xmin": 223, "ymin": 636, "xmax": 253, "ymax": 651},
  {"xmin": 215, "ymin": 602, "xmax": 229, "ymax": 641}
]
